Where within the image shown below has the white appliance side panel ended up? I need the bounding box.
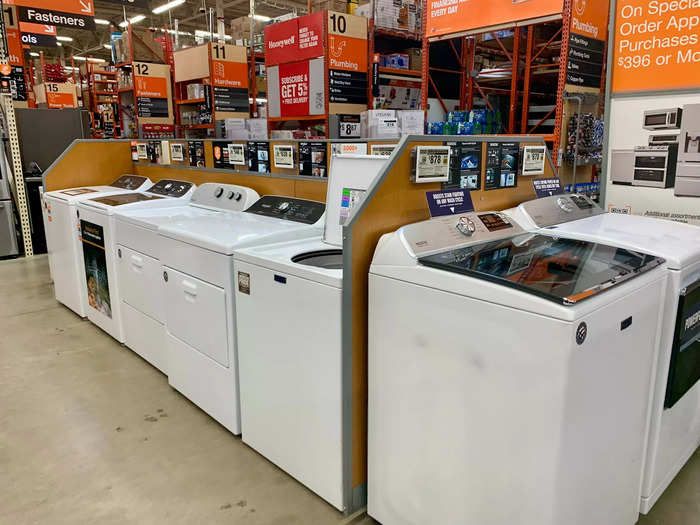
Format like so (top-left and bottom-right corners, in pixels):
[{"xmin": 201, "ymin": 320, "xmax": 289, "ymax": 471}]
[
  {"xmin": 167, "ymin": 333, "xmax": 240, "ymax": 435},
  {"xmin": 236, "ymin": 261, "xmax": 344, "ymax": 511},
  {"xmin": 77, "ymin": 208, "xmax": 123, "ymax": 341},
  {"xmin": 164, "ymin": 266, "xmax": 229, "ymax": 367},
  {"xmin": 115, "ymin": 220, "xmax": 159, "ymax": 260},
  {"xmin": 117, "ymin": 244, "xmax": 164, "ymax": 323},
  {"xmin": 642, "ymin": 267, "xmax": 700, "ymax": 513},
  {"xmin": 47, "ymin": 200, "xmax": 85, "ymax": 317},
  {"xmin": 367, "ymin": 274, "xmax": 663, "ymax": 525},
  {"xmin": 122, "ymin": 301, "xmax": 167, "ymax": 375}
]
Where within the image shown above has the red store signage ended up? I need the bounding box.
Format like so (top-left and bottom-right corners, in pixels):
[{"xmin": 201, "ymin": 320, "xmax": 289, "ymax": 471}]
[
  {"xmin": 278, "ymin": 60, "xmax": 310, "ymax": 117},
  {"xmin": 264, "ymin": 12, "xmax": 324, "ymax": 66}
]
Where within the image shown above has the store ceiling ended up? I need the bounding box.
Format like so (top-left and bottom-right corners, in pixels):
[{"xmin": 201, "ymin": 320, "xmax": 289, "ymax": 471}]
[{"xmin": 46, "ymin": 0, "xmax": 307, "ymax": 61}]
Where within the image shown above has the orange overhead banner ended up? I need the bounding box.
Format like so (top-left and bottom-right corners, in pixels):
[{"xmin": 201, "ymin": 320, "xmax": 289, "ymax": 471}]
[
  {"xmin": 426, "ymin": 0, "xmax": 564, "ymax": 39},
  {"xmin": 611, "ymin": 0, "xmax": 700, "ymax": 93}
]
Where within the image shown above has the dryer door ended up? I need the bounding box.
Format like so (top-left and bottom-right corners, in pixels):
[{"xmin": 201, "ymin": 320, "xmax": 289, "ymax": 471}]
[{"xmin": 665, "ymin": 280, "xmax": 700, "ymax": 408}]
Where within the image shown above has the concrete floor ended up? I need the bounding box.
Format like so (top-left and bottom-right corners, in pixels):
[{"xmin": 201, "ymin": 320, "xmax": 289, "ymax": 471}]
[{"xmin": 0, "ymin": 255, "xmax": 698, "ymax": 524}]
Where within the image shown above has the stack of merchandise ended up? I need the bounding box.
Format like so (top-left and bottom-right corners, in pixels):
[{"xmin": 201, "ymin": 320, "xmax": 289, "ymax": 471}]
[
  {"xmin": 43, "ymin": 64, "xmax": 67, "ymax": 83},
  {"xmin": 231, "ymin": 16, "xmax": 265, "ymax": 50},
  {"xmin": 373, "ymin": 0, "xmax": 422, "ymax": 33},
  {"xmin": 564, "ymin": 113, "xmax": 604, "ymax": 166},
  {"xmin": 427, "ymin": 109, "xmax": 504, "ymax": 135},
  {"xmin": 223, "ymin": 118, "xmax": 268, "ymax": 140},
  {"xmin": 361, "ymin": 109, "xmax": 424, "ymax": 137},
  {"xmin": 312, "ymin": 0, "xmax": 349, "ymax": 12}
]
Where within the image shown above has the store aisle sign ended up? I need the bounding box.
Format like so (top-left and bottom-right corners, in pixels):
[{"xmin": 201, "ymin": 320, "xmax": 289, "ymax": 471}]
[
  {"xmin": 20, "ymin": 22, "xmax": 57, "ymax": 47},
  {"xmin": 426, "ymin": 189, "xmax": 475, "ymax": 217},
  {"xmin": 565, "ymin": 0, "xmax": 609, "ymax": 88},
  {"xmin": 328, "ymin": 11, "xmax": 368, "ymax": 105},
  {"xmin": 16, "ymin": 0, "xmax": 95, "ymax": 31},
  {"xmin": 264, "ymin": 13, "xmax": 324, "ymax": 65},
  {"xmin": 45, "ymin": 83, "xmax": 76, "ymax": 108},
  {"xmin": 611, "ymin": 0, "xmax": 700, "ymax": 93},
  {"xmin": 426, "ymin": 0, "xmax": 563, "ymax": 39}
]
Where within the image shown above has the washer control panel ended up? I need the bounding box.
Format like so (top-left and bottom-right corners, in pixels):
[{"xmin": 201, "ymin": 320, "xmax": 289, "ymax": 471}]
[
  {"xmin": 401, "ymin": 212, "xmax": 523, "ymax": 257},
  {"xmin": 519, "ymin": 193, "xmax": 603, "ymax": 228},
  {"xmin": 245, "ymin": 195, "xmax": 325, "ymax": 224},
  {"xmin": 146, "ymin": 179, "xmax": 193, "ymax": 197},
  {"xmin": 110, "ymin": 175, "xmax": 148, "ymax": 189},
  {"xmin": 190, "ymin": 183, "xmax": 259, "ymax": 211}
]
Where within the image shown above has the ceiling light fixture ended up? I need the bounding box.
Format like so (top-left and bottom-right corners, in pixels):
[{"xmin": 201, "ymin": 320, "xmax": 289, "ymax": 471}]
[
  {"xmin": 103, "ymin": 44, "xmax": 112, "ymax": 49},
  {"xmin": 119, "ymin": 14, "xmax": 146, "ymax": 28},
  {"xmin": 73, "ymin": 56, "xmax": 106, "ymax": 63},
  {"xmin": 29, "ymin": 52, "xmax": 39, "ymax": 57},
  {"xmin": 254, "ymin": 15, "xmax": 271, "ymax": 22},
  {"xmin": 194, "ymin": 29, "xmax": 231, "ymax": 40},
  {"xmin": 95, "ymin": 19, "xmax": 110, "ymax": 25},
  {"xmin": 56, "ymin": 36, "xmax": 73, "ymax": 42},
  {"xmin": 153, "ymin": 0, "xmax": 186, "ymax": 14}
]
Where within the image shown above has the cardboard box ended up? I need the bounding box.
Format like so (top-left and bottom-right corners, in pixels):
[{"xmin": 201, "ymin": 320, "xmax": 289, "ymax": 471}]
[
  {"xmin": 361, "ymin": 109, "xmax": 399, "ymax": 138},
  {"xmin": 246, "ymin": 118, "xmax": 268, "ymax": 139},
  {"xmin": 312, "ymin": 0, "xmax": 349, "ymax": 12},
  {"xmin": 407, "ymin": 48, "xmax": 422, "ymax": 71},
  {"xmin": 374, "ymin": 0, "xmax": 422, "ymax": 33},
  {"xmin": 398, "ymin": 109, "xmax": 424, "ymax": 135},
  {"xmin": 186, "ymin": 83, "xmax": 206, "ymax": 100},
  {"xmin": 255, "ymin": 76, "xmax": 267, "ymax": 94},
  {"xmin": 231, "ymin": 16, "xmax": 265, "ymax": 41}
]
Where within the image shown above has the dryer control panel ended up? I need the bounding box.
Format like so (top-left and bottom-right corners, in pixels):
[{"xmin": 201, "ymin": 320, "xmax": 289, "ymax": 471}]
[
  {"xmin": 518, "ymin": 193, "xmax": 603, "ymax": 228},
  {"xmin": 400, "ymin": 212, "xmax": 526, "ymax": 258},
  {"xmin": 146, "ymin": 179, "xmax": 193, "ymax": 197},
  {"xmin": 189, "ymin": 183, "xmax": 259, "ymax": 211},
  {"xmin": 245, "ymin": 196, "xmax": 325, "ymax": 224},
  {"xmin": 110, "ymin": 175, "xmax": 148, "ymax": 189}
]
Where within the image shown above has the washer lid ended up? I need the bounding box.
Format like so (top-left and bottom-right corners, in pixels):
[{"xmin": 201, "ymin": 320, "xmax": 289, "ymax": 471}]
[
  {"xmin": 115, "ymin": 204, "xmax": 220, "ymax": 230},
  {"xmin": 549, "ymin": 213, "xmax": 700, "ymax": 270},
  {"xmin": 419, "ymin": 233, "xmax": 664, "ymax": 306},
  {"xmin": 88, "ymin": 193, "xmax": 165, "ymax": 207},
  {"xmin": 159, "ymin": 211, "xmax": 322, "ymax": 255},
  {"xmin": 46, "ymin": 185, "xmax": 129, "ymax": 203}
]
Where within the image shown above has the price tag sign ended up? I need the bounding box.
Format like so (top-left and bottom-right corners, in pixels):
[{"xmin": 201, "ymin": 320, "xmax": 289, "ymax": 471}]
[
  {"xmin": 339, "ymin": 121, "xmax": 361, "ymax": 137},
  {"xmin": 522, "ymin": 145, "xmax": 547, "ymax": 176},
  {"xmin": 371, "ymin": 144, "xmax": 395, "ymax": 156},
  {"xmin": 273, "ymin": 144, "xmax": 295, "ymax": 169},
  {"xmin": 228, "ymin": 143, "xmax": 246, "ymax": 166},
  {"xmin": 170, "ymin": 143, "xmax": 184, "ymax": 162},
  {"xmin": 414, "ymin": 146, "xmax": 451, "ymax": 183}
]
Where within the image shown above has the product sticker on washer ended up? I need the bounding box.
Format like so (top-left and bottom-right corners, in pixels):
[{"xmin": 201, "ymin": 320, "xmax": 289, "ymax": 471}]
[
  {"xmin": 228, "ymin": 144, "xmax": 246, "ymax": 165},
  {"xmin": 238, "ymin": 271, "xmax": 250, "ymax": 295},
  {"xmin": 339, "ymin": 188, "xmax": 366, "ymax": 225},
  {"xmin": 170, "ymin": 143, "xmax": 184, "ymax": 162}
]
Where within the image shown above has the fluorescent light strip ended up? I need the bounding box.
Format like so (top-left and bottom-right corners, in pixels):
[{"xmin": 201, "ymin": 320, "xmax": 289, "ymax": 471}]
[
  {"xmin": 73, "ymin": 56, "xmax": 106, "ymax": 63},
  {"xmin": 29, "ymin": 52, "xmax": 39, "ymax": 57},
  {"xmin": 194, "ymin": 29, "xmax": 231, "ymax": 40},
  {"xmin": 119, "ymin": 14, "xmax": 146, "ymax": 28},
  {"xmin": 56, "ymin": 36, "xmax": 73, "ymax": 42},
  {"xmin": 103, "ymin": 44, "xmax": 112, "ymax": 49},
  {"xmin": 254, "ymin": 15, "xmax": 271, "ymax": 21},
  {"xmin": 153, "ymin": 0, "xmax": 186, "ymax": 14},
  {"xmin": 95, "ymin": 19, "xmax": 110, "ymax": 25}
]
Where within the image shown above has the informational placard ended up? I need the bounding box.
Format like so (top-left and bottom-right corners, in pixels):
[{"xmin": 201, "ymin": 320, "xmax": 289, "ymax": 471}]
[
  {"xmin": 566, "ymin": 0, "xmax": 609, "ymax": 88},
  {"xmin": 136, "ymin": 143, "xmax": 148, "ymax": 159},
  {"xmin": 426, "ymin": 0, "xmax": 563, "ymax": 39},
  {"xmin": 213, "ymin": 141, "xmax": 233, "ymax": 169},
  {"xmin": 371, "ymin": 144, "xmax": 395, "ymax": 156},
  {"xmin": 211, "ymin": 43, "xmax": 249, "ymax": 115},
  {"xmin": 327, "ymin": 11, "xmax": 368, "ymax": 106},
  {"xmin": 413, "ymin": 145, "xmax": 451, "ymax": 183},
  {"xmin": 44, "ymin": 82, "xmax": 77, "ymax": 108},
  {"xmin": 521, "ymin": 145, "xmax": 547, "ymax": 176},
  {"xmin": 299, "ymin": 141, "xmax": 328, "ymax": 177},
  {"xmin": 533, "ymin": 177, "xmax": 564, "ymax": 198},
  {"xmin": 273, "ymin": 144, "xmax": 295, "ymax": 169},
  {"xmin": 80, "ymin": 220, "xmax": 112, "ymax": 318},
  {"xmin": 189, "ymin": 140, "xmax": 205, "ymax": 167},
  {"xmin": 170, "ymin": 142, "xmax": 184, "ymax": 162},
  {"xmin": 426, "ymin": 189, "xmax": 475, "ymax": 217},
  {"xmin": 133, "ymin": 62, "xmax": 173, "ymax": 122},
  {"xmin": 17, "ymin": 0, "xmax": 95, "ymax": 31},
  {"xmin": 611, "ymin": 0, "xmax": 700, "ymax": 93},
  {"xmin": 445, "ymin": 141, "xmax": 482, "ymax": 190},
  {"xmin": 248, "ymin": 141, "xmax": 270, "ymax": 173},
  {"xmin": 269, "ymin": 57, "xmax": 325, "ymax": 118},
  {"xmin": 331, "ymin": 142, "xmax": 368, "ymax": 156},
  {"xmin": 228, "ymin": 143, "xmax": 246, "ymax": 165},
  {"xmin": 485, "ymin": 142, "xmax": 518, "ymax": 190}
]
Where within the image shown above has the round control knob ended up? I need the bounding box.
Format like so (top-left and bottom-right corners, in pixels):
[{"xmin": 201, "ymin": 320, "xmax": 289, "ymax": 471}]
[
  {"xmin": 215, "ymin": 187, "xmax": 224, "ymax": 198},
  {"xmin": 277, "ymin": 201, "xmax": 290, "ymax": 212},
  {"xmin": 234, "ymin": 192, "xmax": 242, "ymax": 201},
  {"xmin": 227, "ymin": 190, "xmax": 235, "ymax": 199},
  {"xmin": 456, "ymin": 216, "xmax": 476, "ymax": 236},
  {"xmin": 556, "ymin": 197, "xmax": 574, "ymax": 213}
]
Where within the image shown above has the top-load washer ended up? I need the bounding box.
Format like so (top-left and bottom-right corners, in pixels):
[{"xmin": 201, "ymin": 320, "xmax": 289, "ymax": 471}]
[
  {"xmin": 113, "ymin": 186, "xmax": 251, "ymax": 375},
  {"xmin": 368, "ymin": 211, "xmax": 667, "ymax": 525},
  {"xmin": 76, "ymin": 179, "xmax": 196, "ymax": 342},
  {"xmin": 233, "ymin": 155, "xmax": 387, "ymax": 511},
  {"xmin": 42, "ymin": 175, "xmax": 151, "ymax": 317},
  {"xmin": 508, "ymin": 193, "xmax": 700, "ymax": 513},
  {"xmin": 158, "ymin": 192, "xmax": 326, "ymax": 435}
]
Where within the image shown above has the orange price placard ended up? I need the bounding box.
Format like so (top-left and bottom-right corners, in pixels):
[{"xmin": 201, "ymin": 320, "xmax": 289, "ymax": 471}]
[
  {"xmin": 134, "ymin": 76, "xmax": 168, "ymax": 98},
  {"xmin": 426, "ymin": 0, "xmax": 563, "ymax": 39},
  {"xmin": 612, "ymin": 0, "xmax": 700, "ymax": 93},
  {"xmin": 212, "ymin": 60, "xmax": 249, "ymax": 89}
]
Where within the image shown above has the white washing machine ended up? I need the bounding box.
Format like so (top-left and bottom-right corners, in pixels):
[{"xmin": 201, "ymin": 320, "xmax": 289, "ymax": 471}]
[
  {"xmin": 508, "ymin": 193, "xmax": 700, "ymax": 514},
  {"xmin": 42, "ymin": 175, "xmax": 151, "ymax": 317},
  {"xmin": 158, "ymin": 193, "xmax": 326, "ymax": 435},
  {"xmin": 76, "ymin": 179, "xmax": 196, "ymax": 342},
  {"xmin": 113, "ymin": 186, "xmax": 253, "ymax": 375},
  {"xmin": 367, "ymin": 211, "xmax": 668, "ymax": 525},
  {"xmin": 233, "ymin": 155, "xmax": 387, "ymax": 511}
]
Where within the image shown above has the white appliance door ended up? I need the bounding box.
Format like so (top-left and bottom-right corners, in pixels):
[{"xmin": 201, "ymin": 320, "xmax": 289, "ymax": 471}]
[
  {"xmin": 117, "ymin": 244, "xmax": 164, "ymax": 322},
  {"xmin": 236, "ymin": 260, "xmax": 344, "ymax": 511},
  {"xmin": 164, "ymin": 266, "xmax": 229, "ymax": 367},
  {"xmin": 48, "ymin": 201, "xmax": 85, "ymax": 316}
]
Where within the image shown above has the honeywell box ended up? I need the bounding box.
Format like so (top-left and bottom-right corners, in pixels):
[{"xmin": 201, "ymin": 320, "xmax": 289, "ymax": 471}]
[{"xmin": 361, "ymin": 109, "xmax": 399, "ymax": 138}]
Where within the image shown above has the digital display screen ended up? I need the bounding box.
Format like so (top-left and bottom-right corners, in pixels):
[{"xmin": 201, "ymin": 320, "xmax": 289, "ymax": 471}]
[{"xmin": 479, "ymin": 213, "xmax": 512, "ymax": 232}]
